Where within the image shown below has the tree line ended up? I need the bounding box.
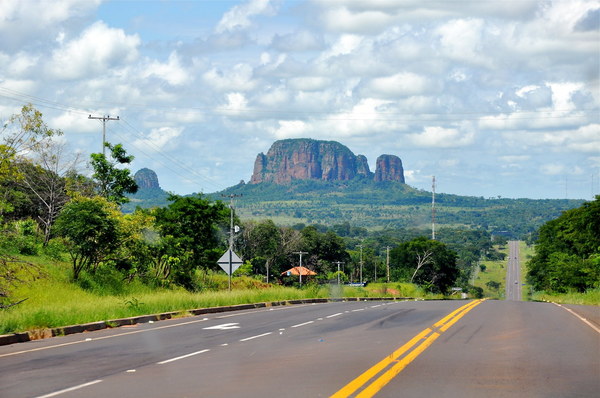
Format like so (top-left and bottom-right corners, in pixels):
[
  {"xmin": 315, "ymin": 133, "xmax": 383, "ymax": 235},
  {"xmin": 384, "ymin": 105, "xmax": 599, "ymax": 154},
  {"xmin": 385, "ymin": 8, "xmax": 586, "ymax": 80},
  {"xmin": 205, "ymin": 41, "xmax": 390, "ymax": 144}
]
[{"xmin": 527, "ymin": 196, "xmax": 599, "ymax": 293}]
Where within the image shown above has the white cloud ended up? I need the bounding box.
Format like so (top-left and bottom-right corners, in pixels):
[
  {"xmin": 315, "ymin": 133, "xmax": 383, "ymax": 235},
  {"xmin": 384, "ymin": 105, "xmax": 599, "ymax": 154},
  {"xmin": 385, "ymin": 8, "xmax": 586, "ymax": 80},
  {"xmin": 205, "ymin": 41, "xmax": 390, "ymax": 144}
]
[
  {"xmin": 540, "ymin": 163, "xmax": 565, "ymax": 175},
  {"xmin": 318, "ymin": 6, "xmax": 396, "ymax": 34},
  {"xmin": 408, "ymin": 126, "xmax": 475, "ymax": 148},
  {"xmin": 133, "ymin": 126, "xmax": 183, "ymax": 153},
  {"xmin": 271, "ymin": 30, "xmax": 323, "ymax": 52},
  {"xmin": 216, "ymin": 0, "xmax": 277, "ymax": 33},
  {"xmin": 365, "ymin": 72, "xmax": 433, "ymax": 98},
  {"xmin": 272, "ymin": 120, "xmax": 308, "ymax": 139},
  {"xmin": 0, "ymin": 0, "xmax": 101, "ymax": 50},
  {"xmin": 202, "ymin": 64, "xmax": 256, "ymax": 92},
  {"xmin": 141, "ymin": 52, "xmax": 190, "ymax": 86},
  {"xmin": 435, "ymin": 18, "xmax": 492, "ymax": 67},
  {"xmin": 48, "ymin": 21, "xmax": 140, "ymax": 80}
]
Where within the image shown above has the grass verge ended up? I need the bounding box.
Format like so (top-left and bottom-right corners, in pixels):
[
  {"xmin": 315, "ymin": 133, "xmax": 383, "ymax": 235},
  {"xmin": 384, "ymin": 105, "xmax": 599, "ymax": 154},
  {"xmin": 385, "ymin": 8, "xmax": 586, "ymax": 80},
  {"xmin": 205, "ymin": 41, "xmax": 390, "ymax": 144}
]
[
  {"xmin": 530, "ymin": 288, "xmax": 600, "ymax": 306},
  {"xmin": 1, "ymin": 257, "xmax": 437, "ymax": 335}
]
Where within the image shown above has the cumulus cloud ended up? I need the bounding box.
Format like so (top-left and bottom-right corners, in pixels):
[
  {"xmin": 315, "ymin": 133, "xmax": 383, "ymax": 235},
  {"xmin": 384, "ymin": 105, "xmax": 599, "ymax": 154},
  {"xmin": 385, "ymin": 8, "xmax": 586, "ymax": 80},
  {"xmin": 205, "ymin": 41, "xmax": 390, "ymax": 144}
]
[
  {"xmin": 202, "ymin": 64, "xmax": 257, "ymax": 92},
  {"xmin": 0, "ymin": 0, "xmax": 101, "ymax": 51},
  {"xmin": 141, "ymin": 52, "xmax": 190, "ymax": 86},
  {"xmin": 133, "ymin": 126, "xmax": 184, "ymax": 152},
  {"xmin": 271, "ymin": 30, "xmax": 324, "ymax": 52},
  {"xmin": 47, "ymin": 21, "xmax": 140, "ymax": 80},
  {"xmin": 216, "ymin": 0, "xmax": 278, "ymax": 33},
  {"xmin": 364, "ymin": 72, "xmax": 433, "ymax": 98},
  {"xmin": 408, "ymin": 126, "xmax": 475, "ymax": 148}
]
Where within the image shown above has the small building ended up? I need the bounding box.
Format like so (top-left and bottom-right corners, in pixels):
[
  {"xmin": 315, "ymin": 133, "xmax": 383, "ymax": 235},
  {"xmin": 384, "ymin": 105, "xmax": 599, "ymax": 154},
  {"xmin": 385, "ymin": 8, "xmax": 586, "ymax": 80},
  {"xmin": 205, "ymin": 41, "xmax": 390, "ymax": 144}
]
[{"xmin": 281, "ymin": 266, "xmax": 317, "ymax": 276}]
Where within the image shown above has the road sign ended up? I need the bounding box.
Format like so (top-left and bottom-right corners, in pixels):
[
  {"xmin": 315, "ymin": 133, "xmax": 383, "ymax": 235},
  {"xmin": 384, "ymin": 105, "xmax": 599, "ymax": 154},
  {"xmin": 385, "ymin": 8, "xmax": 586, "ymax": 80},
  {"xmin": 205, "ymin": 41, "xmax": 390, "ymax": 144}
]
[{"xmin": 217, "ymin": 249, "xmax": 243, "ymax": 275}]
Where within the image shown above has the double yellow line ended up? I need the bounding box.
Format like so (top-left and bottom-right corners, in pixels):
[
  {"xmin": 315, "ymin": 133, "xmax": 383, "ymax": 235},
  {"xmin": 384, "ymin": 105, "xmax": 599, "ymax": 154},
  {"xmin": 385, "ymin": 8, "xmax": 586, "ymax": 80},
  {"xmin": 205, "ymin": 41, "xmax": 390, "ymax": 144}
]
[{"xmin": 331, "ymin": 299, "xmax": 484, "ymax": 398}]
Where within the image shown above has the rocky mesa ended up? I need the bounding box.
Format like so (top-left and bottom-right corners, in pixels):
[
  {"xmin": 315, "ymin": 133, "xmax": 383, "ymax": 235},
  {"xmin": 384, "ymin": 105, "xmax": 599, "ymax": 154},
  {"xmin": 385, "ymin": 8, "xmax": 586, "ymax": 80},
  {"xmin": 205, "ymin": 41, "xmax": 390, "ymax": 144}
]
[{"xmin": 249, "ymin": 138, "xmax": 404, "ymax": 184}]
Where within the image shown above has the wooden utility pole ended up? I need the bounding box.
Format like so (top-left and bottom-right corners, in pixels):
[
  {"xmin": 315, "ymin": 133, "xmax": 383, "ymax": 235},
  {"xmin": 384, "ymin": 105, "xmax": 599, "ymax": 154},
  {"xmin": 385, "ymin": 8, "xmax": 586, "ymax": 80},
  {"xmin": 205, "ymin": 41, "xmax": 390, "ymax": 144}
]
[{"xmin": 88, "ymin": 115, "xmax": 119, "ymax": 156}]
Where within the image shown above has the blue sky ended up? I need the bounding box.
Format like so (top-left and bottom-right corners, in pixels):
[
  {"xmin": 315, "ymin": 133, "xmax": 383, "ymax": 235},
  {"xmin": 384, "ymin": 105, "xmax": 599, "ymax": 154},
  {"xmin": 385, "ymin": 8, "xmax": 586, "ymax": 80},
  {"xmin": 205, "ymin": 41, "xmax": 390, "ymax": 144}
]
[{"xmin": 1, "ymin": 0, "xmax": 599, "ymax": 199}]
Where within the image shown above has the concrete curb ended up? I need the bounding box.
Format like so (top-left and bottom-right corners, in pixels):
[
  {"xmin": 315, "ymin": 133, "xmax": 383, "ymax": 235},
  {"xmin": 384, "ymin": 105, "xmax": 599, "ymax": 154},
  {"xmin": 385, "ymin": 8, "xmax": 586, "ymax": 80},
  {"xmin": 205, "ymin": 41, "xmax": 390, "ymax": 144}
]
[{"xmin": 0, "ymin": 296, "xmax": 413, "ymax": 346}]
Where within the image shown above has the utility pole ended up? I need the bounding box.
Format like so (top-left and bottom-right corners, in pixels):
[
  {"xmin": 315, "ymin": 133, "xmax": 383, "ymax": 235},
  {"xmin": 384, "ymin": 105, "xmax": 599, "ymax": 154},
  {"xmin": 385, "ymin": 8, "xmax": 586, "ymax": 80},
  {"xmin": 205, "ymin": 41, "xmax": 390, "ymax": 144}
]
[
  {"xmin": 357, "ymin": 244, "xmax": 364, "ymax": 284},
  {"xmin": 432, "ymin": 175, "xmax": 436, "ymax": 241},
  {"xmin": 293, "ymin": 251, "xmax": 308, "ymax": 287},
  {"xmin": 333, "ymin": 261, "xmax": 344, "ymax": 285},
  {"xmin": 222, "ymin": 193, "xmax": 242, "ymax": 291},
  {"xmin": 386, "ymin": 246, "xmax": 390, "ymax": 283},
  {"xmin": 88, "ymin": 115, "xmax": 119, "ymax": 156}
]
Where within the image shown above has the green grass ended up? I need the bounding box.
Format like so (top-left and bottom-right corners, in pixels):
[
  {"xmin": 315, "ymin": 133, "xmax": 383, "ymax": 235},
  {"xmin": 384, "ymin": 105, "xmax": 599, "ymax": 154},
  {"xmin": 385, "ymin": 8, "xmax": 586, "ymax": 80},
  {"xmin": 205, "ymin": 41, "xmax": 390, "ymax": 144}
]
[
  {"xmin": 530, "ymin": 288, "xmax": 600, "ymax": 306},
  {"xmin": 473, "ymin": 245, "xmax": 508, "ymax": 299},
  {"xmin": 1, "ymin": 256, "xmax": 436, "ymax": 335}
]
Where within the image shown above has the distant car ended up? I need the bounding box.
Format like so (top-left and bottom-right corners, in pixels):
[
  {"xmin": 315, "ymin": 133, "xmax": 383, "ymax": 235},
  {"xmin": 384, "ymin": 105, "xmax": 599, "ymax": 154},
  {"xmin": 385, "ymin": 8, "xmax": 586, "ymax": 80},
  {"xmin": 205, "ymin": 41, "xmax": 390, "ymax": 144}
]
[{"xmin": 514, "ymin": 280, "xmax": 518, "ymax": 284}]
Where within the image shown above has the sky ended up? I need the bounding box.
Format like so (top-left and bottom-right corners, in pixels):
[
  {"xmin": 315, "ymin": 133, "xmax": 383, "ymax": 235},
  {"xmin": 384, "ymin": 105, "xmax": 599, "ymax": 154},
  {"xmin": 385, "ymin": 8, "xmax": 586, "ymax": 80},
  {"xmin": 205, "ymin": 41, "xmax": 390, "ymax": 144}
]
[{"xmin": 0, "ymin": 0, "xmax": 599, "ymax": 200}]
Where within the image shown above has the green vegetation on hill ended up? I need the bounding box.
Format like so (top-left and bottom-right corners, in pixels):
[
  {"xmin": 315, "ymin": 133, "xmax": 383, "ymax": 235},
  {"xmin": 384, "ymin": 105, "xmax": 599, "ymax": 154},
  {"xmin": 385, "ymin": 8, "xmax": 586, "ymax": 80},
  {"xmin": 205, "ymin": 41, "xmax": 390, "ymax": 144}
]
[{"xmin": 214, "ymin": 180, "xmax": 582, "ymax": 239}]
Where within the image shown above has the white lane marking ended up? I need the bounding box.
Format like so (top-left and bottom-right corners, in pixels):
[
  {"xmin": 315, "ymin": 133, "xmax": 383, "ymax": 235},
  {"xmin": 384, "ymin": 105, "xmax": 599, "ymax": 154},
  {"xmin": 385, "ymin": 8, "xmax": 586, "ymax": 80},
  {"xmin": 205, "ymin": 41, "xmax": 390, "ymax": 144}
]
[
  {"xmin": 0, "ymin": 317, "xmax": 212, "ymax": 359},
  {"xmin": 203, "ymin": 323, "xmax": 240, "ymax": 330},
  {"xmin": 157, "ymin": 349, "xmax": 210, "ymax": 364},
  {"xmin": 240, "ymin": 332, "xmax": 272, "ymax": 342},
  {"xmin": 326, "ymin": 313, "xmax": 343, "ymax": 319},
  {"xmin": 351, "ymin": 309, "xmax": 365, "ymax": 312},
  {"xmin": 371, "ymin": 305, "xmax": 382, "ymax": 308},
  {"xmin": 34, "ymin": 380, "xmax": 103, "ymax": 398},
  {"xmin": 553, "ymin": 303, "xmax": 600, "ymax": 334},
  {"xmin": 291, "ymin": 321, "xmax": 314, "ymax": 328}
]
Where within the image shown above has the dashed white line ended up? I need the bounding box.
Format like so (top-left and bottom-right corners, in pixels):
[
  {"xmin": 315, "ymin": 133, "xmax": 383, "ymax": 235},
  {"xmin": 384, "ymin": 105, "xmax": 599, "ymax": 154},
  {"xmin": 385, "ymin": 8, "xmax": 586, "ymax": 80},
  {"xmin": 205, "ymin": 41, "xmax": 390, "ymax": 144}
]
[
  {"xmin": 351, "ymin": 309, "xmax": 365, "ymax": 312},
  {"xmin": 291, "ymin": 321, "xmax": 314, "ymax": 328},
  {"xmin": 326, "ymin": 312, "xmax": 343, "ymax": 318},
  {"xmin": 157, "ymin": 349, "xmax": 210, "ymax": 364},
  {"xmin": 240, "ymin": 332, "xmax": 272, "ymax": 342},
  {"xmin": 35, "ymin": 380, "xmax": 103, "ymax": 398}
]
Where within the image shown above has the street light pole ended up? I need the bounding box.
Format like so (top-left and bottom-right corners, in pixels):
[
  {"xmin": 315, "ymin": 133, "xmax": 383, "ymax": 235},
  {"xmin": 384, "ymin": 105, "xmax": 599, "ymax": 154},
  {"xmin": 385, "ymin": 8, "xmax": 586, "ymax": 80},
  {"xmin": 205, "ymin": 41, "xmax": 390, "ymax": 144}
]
[
  {"xmin": 357, "ymin": 244, "xmax": 364, "ymax": 284},
  {"xmin": 333, "ymin": 261, "xmax": 344, "ymax": 285},
  {"xmin": 293, "ymin": 251, "xmax": 308, "ymax": 287}
]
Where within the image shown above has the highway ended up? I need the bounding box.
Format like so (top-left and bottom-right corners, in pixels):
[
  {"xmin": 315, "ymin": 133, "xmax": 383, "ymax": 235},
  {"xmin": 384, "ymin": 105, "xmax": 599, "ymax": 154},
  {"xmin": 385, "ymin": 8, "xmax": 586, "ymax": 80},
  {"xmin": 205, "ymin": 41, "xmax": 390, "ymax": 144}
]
[
  {"xmin": 506, "ymin": 240, "xmax": 522, "ymax": 301},
  {"xmin": 1, "ymin": 298, "xmax": 598, "ymax": 397}
]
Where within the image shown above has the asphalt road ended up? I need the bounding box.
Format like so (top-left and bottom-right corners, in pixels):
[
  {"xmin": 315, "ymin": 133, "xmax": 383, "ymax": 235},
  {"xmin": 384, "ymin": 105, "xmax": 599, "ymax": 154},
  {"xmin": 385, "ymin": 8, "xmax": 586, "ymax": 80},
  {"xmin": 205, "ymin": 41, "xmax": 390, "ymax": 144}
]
[
  {"xmin": 1, "ymin": 299, "xmax": 598, "ymax": 398},
  {"xmin": 505, "ymin": 240, "xmax": 522, "ymax": 301}
]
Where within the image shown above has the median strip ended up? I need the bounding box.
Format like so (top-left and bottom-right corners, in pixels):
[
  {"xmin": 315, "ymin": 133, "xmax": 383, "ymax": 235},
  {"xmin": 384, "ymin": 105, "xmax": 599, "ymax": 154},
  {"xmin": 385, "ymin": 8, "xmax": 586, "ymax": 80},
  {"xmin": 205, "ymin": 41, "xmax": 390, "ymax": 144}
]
[{"xmin": 330, "ymin": 299, "xmax": 484, "ymax": 398}]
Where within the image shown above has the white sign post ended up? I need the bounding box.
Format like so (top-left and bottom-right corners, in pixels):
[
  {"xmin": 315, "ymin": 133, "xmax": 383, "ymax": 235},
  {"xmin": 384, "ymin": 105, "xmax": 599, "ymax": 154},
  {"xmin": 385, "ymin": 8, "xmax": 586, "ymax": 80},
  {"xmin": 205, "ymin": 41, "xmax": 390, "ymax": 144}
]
[{"xmin": 217, "ymin": 249, "xmax": 243, "ymax": 290}]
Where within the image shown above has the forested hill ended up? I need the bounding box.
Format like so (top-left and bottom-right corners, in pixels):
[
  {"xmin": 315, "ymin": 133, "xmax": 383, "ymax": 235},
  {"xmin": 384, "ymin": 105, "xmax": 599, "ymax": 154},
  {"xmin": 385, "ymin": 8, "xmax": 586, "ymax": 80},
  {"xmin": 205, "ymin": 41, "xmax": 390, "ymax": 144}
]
[{"xmin": 214, "ymin": 179, "xmax": 583, "ymax": 239}]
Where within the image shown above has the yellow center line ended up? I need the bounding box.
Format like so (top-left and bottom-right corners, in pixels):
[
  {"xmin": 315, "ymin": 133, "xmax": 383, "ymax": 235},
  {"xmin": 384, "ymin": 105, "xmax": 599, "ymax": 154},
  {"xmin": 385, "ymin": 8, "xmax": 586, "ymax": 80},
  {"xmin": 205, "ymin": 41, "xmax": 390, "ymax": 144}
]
[{"xmin": 330, "ymin": 299, "xmax": 484, "ymax": 398}]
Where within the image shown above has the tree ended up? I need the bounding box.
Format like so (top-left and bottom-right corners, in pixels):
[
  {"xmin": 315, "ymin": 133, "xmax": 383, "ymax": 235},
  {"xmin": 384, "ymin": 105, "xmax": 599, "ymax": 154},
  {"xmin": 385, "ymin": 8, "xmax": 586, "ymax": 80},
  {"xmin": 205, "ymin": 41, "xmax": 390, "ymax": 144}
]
[
  {"xmin": 90, "ymin": 142, "xmax": 138, "ymax": 205},
  {"xmin": 153, "ymin": 194, "xmax": 229, "ymax": 289},
  {"xmin": 54, "ymin": 196, "xmax": 121, "ymax": 280},
  {"xmin": 240, "ymin": 219, "xmax": 281, "ymax": 282},
  {"xmin": 390, "ymin": 237, "xmax": 459, "ymax": 294},
  {"xmin": 18, "ymin": 141, "xmax": 80, "ymax": 245},
  {"xmin": 527, "ymin": 196, "xmax": 600, "ymax": 293},
  {"xmin": 1, "ymin": 104, "xmax": 61, "ymax": 219}
]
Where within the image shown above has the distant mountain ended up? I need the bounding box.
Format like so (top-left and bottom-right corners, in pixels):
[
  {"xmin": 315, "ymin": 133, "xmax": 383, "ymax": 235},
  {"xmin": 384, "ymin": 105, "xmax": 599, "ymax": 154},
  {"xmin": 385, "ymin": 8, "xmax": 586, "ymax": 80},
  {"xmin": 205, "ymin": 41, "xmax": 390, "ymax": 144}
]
[
  {"xmin": 134, "ymin": 168, "xmax": 161, "ymax": 190},
  {"xmin": 121, "ymin": 168, "xmax": 170, "ymax": 213},
  {"xmin": 249, "ymin": 138, "xmax": 404, "ymax": 184}
]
